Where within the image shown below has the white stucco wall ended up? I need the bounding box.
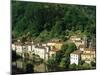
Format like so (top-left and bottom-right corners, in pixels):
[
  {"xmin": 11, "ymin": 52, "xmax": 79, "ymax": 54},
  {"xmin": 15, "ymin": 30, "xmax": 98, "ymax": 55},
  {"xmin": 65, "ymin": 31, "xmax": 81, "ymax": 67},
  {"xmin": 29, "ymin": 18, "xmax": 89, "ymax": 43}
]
[
  {"xmin": 12, "ymin": 44, "xmax": 16, "ymax": 51},
  {"xmin": 70, "ymin": 54, "xmax": 79, "ymax": 65},
  {"xmin": 16, "ymin": 45, "xmax": 23, "ymax": 53}
]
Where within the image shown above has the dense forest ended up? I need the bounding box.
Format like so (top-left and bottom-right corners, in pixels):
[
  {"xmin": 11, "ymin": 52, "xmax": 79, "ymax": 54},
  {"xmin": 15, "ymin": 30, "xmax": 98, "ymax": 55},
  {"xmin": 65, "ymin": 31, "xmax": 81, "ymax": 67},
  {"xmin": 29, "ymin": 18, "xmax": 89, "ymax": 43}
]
[{"xmin": 12, "ymin": 1, "xmax": 96, "ymax": 42}]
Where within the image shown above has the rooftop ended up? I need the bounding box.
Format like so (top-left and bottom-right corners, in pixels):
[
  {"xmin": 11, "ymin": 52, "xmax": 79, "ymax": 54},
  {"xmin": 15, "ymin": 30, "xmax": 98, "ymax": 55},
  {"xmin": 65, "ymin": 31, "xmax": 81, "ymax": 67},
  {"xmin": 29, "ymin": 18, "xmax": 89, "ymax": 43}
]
[
  {"xmin": 51, "ymin": 47, "xmax": 60, "ymax": 52},
  {"xmin": 84, "ymin": 48, "xmax": 96, "ymax": 51},
  {"xmin": 14, "ymin": 42, "xmax": 24, "ymax": 46},
  {"xmin": 81, "ymin": 53, "xmax": 95, "ymax": 55},
  {"xmin": 71, "ymin": 50, "xmax": 83, "ymax": 55},
  {"xmin": 70, "ymin": 36, "xmax": 81, "ymax": 39},
  {"xmin": 75, "ymin": 40, "xmax": 82, "ymax": 42},
  {"xmin": 79, "ymin": 45, "xmax": 85, "ymax": 48}
]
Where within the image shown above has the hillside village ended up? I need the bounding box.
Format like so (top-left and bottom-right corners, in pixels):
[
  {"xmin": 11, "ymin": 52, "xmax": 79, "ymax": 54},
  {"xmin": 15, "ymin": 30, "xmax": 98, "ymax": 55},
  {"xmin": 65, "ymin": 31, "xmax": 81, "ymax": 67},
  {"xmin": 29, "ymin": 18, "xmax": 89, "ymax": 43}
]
[
  {"xmin": 11, "ymin": 1, "xmax": 96, "ymax": 74},
  {"xmin": 12, "ymin": 39, "xmax": 63, "ymax": 61},
  {"xmin": 12, "ymin": 35, "xmax": 96, "ymax": 67}
]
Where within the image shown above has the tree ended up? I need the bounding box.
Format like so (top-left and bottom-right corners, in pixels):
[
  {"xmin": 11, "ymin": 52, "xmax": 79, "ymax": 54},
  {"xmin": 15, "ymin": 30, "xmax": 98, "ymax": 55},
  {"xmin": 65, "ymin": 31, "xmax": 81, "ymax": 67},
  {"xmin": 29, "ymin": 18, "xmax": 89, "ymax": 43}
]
[
  {"xmin": 61, "ymin": 43, "xmax": 69, "ymax": 53},
  {"xmin": 91, "ymin": 61, "xmax": 96, "ymax": 67},
  {"xmin": 37, "ymin": 30, "xmax": 50, "ymax": 42},
  {"xmin": 69, "ymin": 63, "xmax": 78, "ymax": 70},
  {"xmin": 59, "ymin": 57, "xmax": 69, "ymax": 70},
  {"xmin": 67, "ymin": 43, "xmax": 77, "ymax": 53},
  {"xmin": 12, "ymin": 1, "xmax": 96, "ymax": 42},
  {"xmin": 64, "ymin": 43, "xmax": 77, "ymax": 57},
  {"xmin": 79, "ymin": 60, "xmax": 85, "ymax": 65},
  {"xmin": 55, "ymin": 50, "xmax": 64, "ymax": 63},
  {"xmin": 12, "ymin": 1, "xmax": 96, "ymax": 72},
  {"xmin": 82, "ymin": 63, "xmax": 91, "ymax": 69},
  {"xmin": 47, "ymin": 58, "xmax": 57, "ymax": 71}
]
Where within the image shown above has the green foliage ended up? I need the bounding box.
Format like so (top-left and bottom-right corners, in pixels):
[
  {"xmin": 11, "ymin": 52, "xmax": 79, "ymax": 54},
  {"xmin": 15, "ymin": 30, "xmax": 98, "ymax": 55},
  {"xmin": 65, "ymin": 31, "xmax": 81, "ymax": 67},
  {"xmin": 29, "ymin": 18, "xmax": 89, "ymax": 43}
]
[
  {"xmin": 12, "ymin": 1, "xmax": 96, "ymax": 71},
  {"xmin": 47, "ymin": 54, "xmax": 56, "ymax": 64},
  {"xmin": 67, "ymin": 43, "xmax": 77, "ymax": 53},
  {"xmin": 59, "ymin": 57, "xmax": 69, "ymax": 69},
  {"xmin": 82, "ymin": 63, "xmax": 91, "ymax": 69},
  {"xmin": 47, "ymin": 43, "xmax": 76, "ymax": 71},
  {"xmin": 12, "ymin": 1, "xmax": 96, "ymax": 41},
  {"xmin": 69, "ymin": 62, "xmax": 93, "ymax": 70},
  {"xmin": 61, "ymin": 43, "xmax": 77, "ymax": 57},
  {"xmin": 55, "ymin": 51, "xmax": 64, "ymax": 63},
  {"xmin": 79, "ymin": 60, "xmax": 85, "ymax": 65},
  {"xmin": 61, "ymin": 43, "xmax": 77, "ymax": 53},
  {"xmin": 35, "ymin": 30, "xmax": 50, "ymax": 42},
  {"xmin": 91, "ymin": 61, "xmax": 96, "ymax": 67},
  {"xmin": 47, "ymin": 55, "xmax": 58, "ymax": 71},
  {"xmin": 47, "ymin": 58, "xmax": 56, "ymax": 67},
  {"xmin": 69, "ymin": 63, "xmax": 78, "ymax": 70},
  {"xmin": 61, "ymin": 43, "xmax": 69, "ymax": 53}
]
